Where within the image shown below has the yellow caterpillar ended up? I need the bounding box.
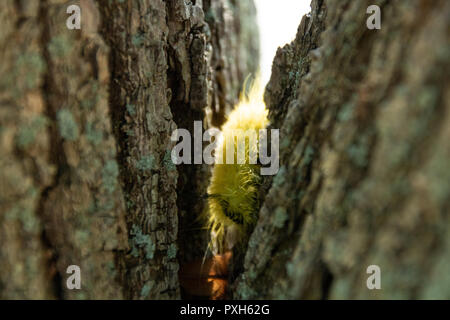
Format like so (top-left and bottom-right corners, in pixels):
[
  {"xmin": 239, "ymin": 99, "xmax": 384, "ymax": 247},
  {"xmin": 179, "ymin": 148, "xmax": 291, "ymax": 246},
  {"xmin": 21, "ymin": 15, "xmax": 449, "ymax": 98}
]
[{"xmin": 206, "ymin": 77, "xmax": 269, "ymax": 252}]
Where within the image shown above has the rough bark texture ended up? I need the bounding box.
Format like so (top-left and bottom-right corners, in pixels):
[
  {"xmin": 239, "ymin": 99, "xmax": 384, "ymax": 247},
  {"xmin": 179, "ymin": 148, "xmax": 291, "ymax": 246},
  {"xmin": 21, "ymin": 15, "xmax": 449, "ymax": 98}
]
[
  {"xmin": 233, "ymin": 0, "xmax": 449, "ymax": 299},
  {"xmin": 0, "ymin": 0, "xmax": 258, "ymax": 299},
  {"xmin": 1, "ymin": 0, "xmax": 448, "ymax": 300}
]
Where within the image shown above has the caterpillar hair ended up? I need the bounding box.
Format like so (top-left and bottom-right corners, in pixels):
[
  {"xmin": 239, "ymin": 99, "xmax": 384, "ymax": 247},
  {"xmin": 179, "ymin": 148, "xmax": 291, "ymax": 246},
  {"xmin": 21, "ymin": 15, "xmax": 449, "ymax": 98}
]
[{"xmin": 206, "ymin": 75, "xmax": 269, "ymax": 253}]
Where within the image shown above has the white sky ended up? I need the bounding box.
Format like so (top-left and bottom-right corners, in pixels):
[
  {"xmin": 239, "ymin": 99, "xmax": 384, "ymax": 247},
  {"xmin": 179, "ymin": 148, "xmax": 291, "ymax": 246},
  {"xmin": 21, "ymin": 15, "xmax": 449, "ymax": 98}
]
[{"xmin": 254, "ymin": 0, "xmax": 311, "ymax": 85}]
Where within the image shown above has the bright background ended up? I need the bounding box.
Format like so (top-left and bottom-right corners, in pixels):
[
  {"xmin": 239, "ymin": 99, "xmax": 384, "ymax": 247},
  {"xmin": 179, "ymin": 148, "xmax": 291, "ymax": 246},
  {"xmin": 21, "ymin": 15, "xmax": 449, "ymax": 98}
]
[{"xmin": 254, "ymin": 0, "xmax": 311, "ymax": 85}]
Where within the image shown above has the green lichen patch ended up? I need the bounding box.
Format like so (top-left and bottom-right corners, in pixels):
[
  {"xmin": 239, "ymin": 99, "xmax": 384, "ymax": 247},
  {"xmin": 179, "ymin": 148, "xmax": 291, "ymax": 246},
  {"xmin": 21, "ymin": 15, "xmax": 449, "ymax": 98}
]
[
  {"xmin": 80, "ymin": 81, "xmax": 100, "ymax": 109},
  {"xmin": 48, "ymin": 35, "xmax": 73, "ymax": 58},
  {"xmin": 57, "ymin": 109, "xmax": 79, "ymax": 141},
  {"xmin": 85, "ymin": 122, "xmax": 103, "ymax": 145},
  {"xmin": 272, "ymin": 165, "xmax": 286, "ymax": 188},
  {"xmin": 5, "ymin": 206, "xmax": 39, "ymax": 233},
  {"xmin": 167, "ymin": 243, "xmax": 177, "ymax": 259},
  {"xmin": 16, "ymin": 115, "xmax": 48, "ymax": 148},
  {"xmin": 130, "ymin": 224, "xmax": 155, "ymax": 260},
  {"xmin": 236, "ymin": 276, "xmax": 257, "ymax": 299},
  {"xmin": 14, "ymin": 53, "xmax": 46, "ymax": 90},
  {"xmin": 273, "ymin": 207, "xmax": 288, "ymax": 228},
  {"xmin": 126, "ymin": 104, "xmax": 136, "ymax": 116},
  {"xmin": 132, "ymin": 32, "xmax": 145, "ymax": 47},
  {"xmin": 302, "ymin": 145, "xmax": 315, "ymax": 166},
  {"xmin": 75, "ymin": 229, "xmax": 90, "ymax": 244},
  {"xmin": 140, "ymin": 280, "xmax": 155, "ymax": 298},
  {"xmin": 163, "ymin": 149, "xmax": 176, "ymax": 171},
  {"xmin": 102, "ymin": 160, "xmax": 119, "ymax": 194},
  {"xmin": 338, "ymin": 101, "xmax": 355, "ymax": 122},
  {"xmin": 135, "ymin": 155, "xmax": 155, "ymax": 172}
]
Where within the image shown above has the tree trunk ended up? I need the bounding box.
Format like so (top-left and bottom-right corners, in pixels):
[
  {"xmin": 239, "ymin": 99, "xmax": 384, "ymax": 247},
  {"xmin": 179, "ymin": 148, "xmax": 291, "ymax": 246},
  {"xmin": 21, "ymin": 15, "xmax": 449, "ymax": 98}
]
[
  {"xmin": 1, "ymin": 0, "xmax": 448, "ymax": 300},
  {"xmin": 234, "ymin": 0, "xmax": 449, "ymax": 299},
  {"xmin": 0, "ymin": 0, "xmax": 258, "ymax": 299}
]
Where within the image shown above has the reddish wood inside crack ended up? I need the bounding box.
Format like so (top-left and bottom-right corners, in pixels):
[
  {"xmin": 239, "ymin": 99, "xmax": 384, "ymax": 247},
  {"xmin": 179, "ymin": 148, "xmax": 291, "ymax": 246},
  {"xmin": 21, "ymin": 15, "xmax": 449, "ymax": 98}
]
[{"xmin": 179, "ymin": 251, "xmax": 232, "ymax": 300}]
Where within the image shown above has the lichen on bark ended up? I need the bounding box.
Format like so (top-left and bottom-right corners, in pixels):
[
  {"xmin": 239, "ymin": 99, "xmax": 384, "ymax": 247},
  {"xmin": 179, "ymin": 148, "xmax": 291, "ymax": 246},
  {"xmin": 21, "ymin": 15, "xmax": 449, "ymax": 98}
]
[
  {"xmin": 0, "ymin": 0, "xmax": 260, "ymax": 299},
  {"xmin": 233, "ymin": 0, "xmax": 450, "ymax": 299},
  {"xmin": 1, "ymin": 0, "xmax": 448, "ymax": 300}
]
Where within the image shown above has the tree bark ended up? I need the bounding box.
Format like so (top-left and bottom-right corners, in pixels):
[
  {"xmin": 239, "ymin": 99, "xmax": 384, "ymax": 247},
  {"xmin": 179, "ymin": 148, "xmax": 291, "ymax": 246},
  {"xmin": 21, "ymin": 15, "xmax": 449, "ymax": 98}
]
[
  {"xmin": 0, "ymin": 0, "xmax": 258, "ymax": 299},
  {"xmin": 1, "ymin": 0, "xmax": 448, "ymax": 300},
  {"xmin": 234, "ymin": 0, "xmax": 449, "ymax": 299}
]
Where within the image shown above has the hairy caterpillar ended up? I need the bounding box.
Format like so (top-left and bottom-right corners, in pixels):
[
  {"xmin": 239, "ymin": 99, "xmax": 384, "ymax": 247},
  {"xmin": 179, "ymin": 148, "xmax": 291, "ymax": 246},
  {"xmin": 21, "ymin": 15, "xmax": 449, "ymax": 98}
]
[
  {"xmin": 179, "ymin": 78, "xmax": 267, "ymax": 299},
  {"xmin": 206, "ymin": 77, "xmax": 269, "ymax": 252}
]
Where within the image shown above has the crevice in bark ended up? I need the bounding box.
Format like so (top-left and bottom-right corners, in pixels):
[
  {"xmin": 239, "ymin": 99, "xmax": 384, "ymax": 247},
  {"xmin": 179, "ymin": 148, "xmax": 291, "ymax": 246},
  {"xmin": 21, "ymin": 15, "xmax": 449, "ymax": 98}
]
[
  {"xmin": 165, "ymin": 16, "xmax": 210, "ymax": 287},
  {"xmin": 35, "ymin": 0, "xmax": 67, "ymax": 300},
  {"xmin": 320, "ymin": 263, "xmax": 334, "ymax": 299}
]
